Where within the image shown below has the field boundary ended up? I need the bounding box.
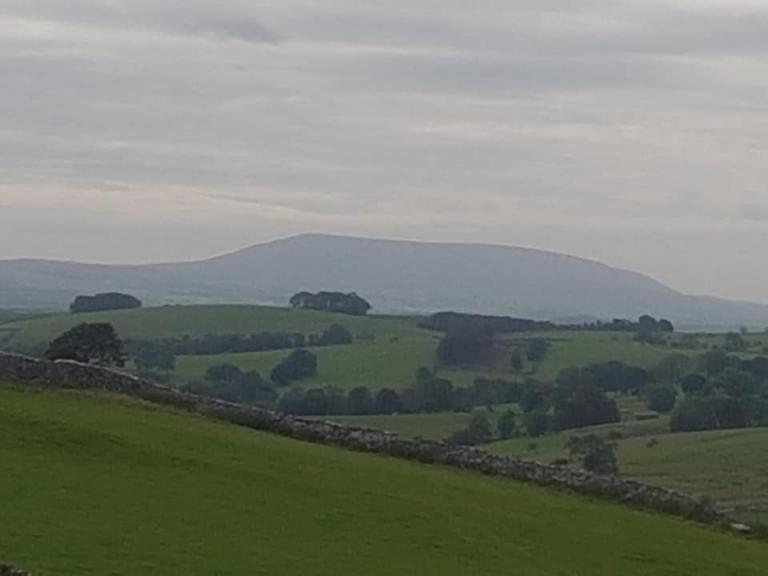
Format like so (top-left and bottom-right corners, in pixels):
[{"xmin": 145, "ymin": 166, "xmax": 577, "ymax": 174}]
[{"xmin": 0, "ymin": 351, "xmax": 729, "ymax": 528}]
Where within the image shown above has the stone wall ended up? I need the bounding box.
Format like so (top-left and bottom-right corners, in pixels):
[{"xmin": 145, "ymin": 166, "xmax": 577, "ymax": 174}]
[{"xmin": 0, "ymin": 352, "xmax": 722, "ymax": 525}]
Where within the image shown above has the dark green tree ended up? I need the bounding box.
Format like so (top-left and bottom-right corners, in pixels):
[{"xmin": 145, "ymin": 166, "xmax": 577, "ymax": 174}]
[
  {"xmin": 45, "ymin": 323, "xmax": 124, "ymax": 365},
  {"xmin": 496, "ymin": 409, "xmax": 517, "ymax": 440},
  {"xmin": 566, "ymin": 434, "xmax": 619, "ymax": 475}
]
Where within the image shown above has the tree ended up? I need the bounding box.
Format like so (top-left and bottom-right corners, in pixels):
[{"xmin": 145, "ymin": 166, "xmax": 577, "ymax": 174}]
[
  {"xmin": 670, "ymin": 396, "xmax": 747, "ymax": 432},
  {"xmin": 496, "ymin": 409, "xmax": 517, "ymax": 440},
  {"xmin": 436, "ymin": 331, "xmax": 493, "ymax": 367},
  {"xmin": 205, "ymin": 363, "xmax": 243, "ymax": 384},
  {"xmin": 320, "ymin": 324, "xmax": 353, "ymax": 346},
  {"xmin": 526, "ymin": 339, "xmax": 550, "ymax": 362},
  {"xmin": 566, "ymin": 434, "xmax": 619, "ymax": 475},
  {"xmin": 348, "ymin": 386, "xmax": 374, "ymax": 415},
  {"xmin": 45, "ymin": 323, "xmax": 124, "ymax": 365},
  {"xmin": 699, "ymin": 350, "xmax": 731, "ymax": 376},
  {"xmin": 290, "ymin": 292, "xmax": 371, "ymax": 316},
  {"xmin": 654, "ymin": 354, "xmax": 692, "ymax": 383},
  {"xmin": 448, "ymin": 412, "xmax": 493, "ymax": 446},
  {"xmin": 645, "ymin": 384, "xmax": 678, "ymax": 413},
  {"xmin": 270, "ymin": 349, "xmax": 318, "ymax": 385},
  {"xmin": 70, "ymin": 292, "xmax": 142, "ymax": 314},
  {"xmin": 553, "ymin": 369, "xmax": 620, "ymax": 431},
  {"xmin": 375, "ymin": 388, "xmax": 402, "ymax": 414},
  {"xmin": 132, "ymin": 342, "xmax": 176, "ymax": 372},
  {"xmin": 681, "ymin": 373, "xmax": 709, "ymax": 397},
  {"xmin": 525, "ymin": 409, "xmax": 549, "ymax": 437}
]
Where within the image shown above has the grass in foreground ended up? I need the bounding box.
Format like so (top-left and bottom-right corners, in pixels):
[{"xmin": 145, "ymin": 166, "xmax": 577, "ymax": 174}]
[{"xmin": 2, "ymin": 384, "xmax": 767, "ymax": 575}]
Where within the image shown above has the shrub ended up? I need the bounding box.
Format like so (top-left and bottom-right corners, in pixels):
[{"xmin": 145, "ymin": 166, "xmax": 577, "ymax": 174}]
[
  {"xmin": 646, "ymin": 384, "xmax": 678, "ymax": 413},
  {"xmin": 566, "ymin": 434, "xmax": 619, "ymax": 475}
]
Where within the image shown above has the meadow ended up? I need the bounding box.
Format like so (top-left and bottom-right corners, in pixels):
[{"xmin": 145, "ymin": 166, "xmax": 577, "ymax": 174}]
[{"xmin": 2, "ymin": 383, "xmax": 767, "ymax": 576}]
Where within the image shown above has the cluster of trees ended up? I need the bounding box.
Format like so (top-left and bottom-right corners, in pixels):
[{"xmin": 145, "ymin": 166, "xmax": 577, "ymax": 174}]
[
  {"xmin": 447, "ymin": 409, "xmax": 519, "ymax": 446},
  {"xmin": 124, "ymin": 324, "xmax": 352, "ymax": 375},
  {"xmin": 669, "ymin": 351, "xmax": 768, "ymax": 432},
  {"xmin": 271, "ymin": 371, "xmax": 530, "ymax": 417},
  {"xmin": 70, "ymin": 293, "xmax": 142, "ymax": 314},
  {"xmin": 290, "ymin": 292, "xmax": 371, "ymax": 316},
  {"xmin": 436, "ymin": 330, "xmax": 550, "ymax": 370},
  {"xmin": 420, "ymin": 312, "xmax": 554, "ymax": 335},
  {"xmin": 633, "ymin": 314, "xmax": 675, "ymax": 344},
  {"xmin": 420, "ymin": 311, "xmax": 674, "ymax": 337},
  {"xmin": 182, "ymin": 364, "xmax": 278, "ymax": 406},
  {"xmin": 45, "ymin": 323, "xmax": 125, "ymax": 365}
]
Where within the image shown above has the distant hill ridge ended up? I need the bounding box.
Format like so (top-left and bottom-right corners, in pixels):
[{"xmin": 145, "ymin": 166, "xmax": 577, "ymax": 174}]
[{"xmin": 1, "ymin": 233, "xmax": 767, "ymax": 329}]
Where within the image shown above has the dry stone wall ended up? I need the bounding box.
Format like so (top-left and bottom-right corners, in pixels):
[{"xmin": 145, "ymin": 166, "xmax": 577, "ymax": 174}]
[
  {"xmin": 0, "ymin": 352, "xmax": 722, "ymax": 525},
  {"xmin": 0, "ymin": 565, "xmax": 32, "ymax": 576}
]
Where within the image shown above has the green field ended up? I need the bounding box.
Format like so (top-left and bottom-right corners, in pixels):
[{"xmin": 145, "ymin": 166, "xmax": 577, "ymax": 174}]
[
  {"xmin": 2, "ymin": 383, "xmax": 768, "ymax": 575},
  {"xmin": 488, "ymin": 419, "xmax": 768, "ymax": 523},
  {"xmin": 174, "ymin": 338, "xmax": 439, "ymax": 391},
  {"xmin": 329, "ymin": 405, "xmax": 515, "ymax": 441},
  {"xmin": 0, "ymin": 305, "xmax": 426, "ymax": 351}
]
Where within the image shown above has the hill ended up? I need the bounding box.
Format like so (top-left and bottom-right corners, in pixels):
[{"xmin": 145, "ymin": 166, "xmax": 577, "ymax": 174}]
[
  {"xmin": 2, "ymin": 234, "xmax": 768, "ymax": 328},
  {"xmin": 2, "ymin": 383, "xmax": 767, "ymax": 575}
]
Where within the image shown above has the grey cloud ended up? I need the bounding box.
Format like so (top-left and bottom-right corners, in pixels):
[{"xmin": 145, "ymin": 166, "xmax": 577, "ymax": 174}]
[{"xmin": 1, "ymin": 1, "xmax": 768, "ymax": 301}]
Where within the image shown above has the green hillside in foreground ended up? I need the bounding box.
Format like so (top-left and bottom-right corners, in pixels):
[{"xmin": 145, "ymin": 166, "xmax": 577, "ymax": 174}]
[{"xmin": 2, "ymin": 384, "xmax": 768, "ymax": 575}]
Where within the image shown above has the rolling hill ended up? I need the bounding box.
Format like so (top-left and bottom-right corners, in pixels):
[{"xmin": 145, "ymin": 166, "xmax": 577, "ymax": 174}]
[
  {"xmin": 2, "ymin": 382, "xmax": 767, "ymax": 575},
  {"xmin": 2, "ymin": 234, "xmax": 768, "ymax": 328}
]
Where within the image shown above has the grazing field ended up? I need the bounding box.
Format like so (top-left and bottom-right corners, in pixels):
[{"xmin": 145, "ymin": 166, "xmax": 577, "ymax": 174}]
[
  {"xmin": 512, "ymin": 331, "xmax": 686, "ymax": 381},
  {"xmin": 174, "ymin": 338, "xmax": 439, "ymax": 392},
  {"xmin": 619, "ymin": 428, "xmax": 768, "ymax": 522},
  {"xmin": 329, "ymin": 405, "xmax": 516, "ymax": 441},
  {"xmin": 0, "ymin": 305, "xmax": 426, "ymax": 351},
  {"xmin": 488, "ymin": 420, "xmax": 768, "ymax": 523},
  {"xmin": 2, "ymin": 383, "xmax": 768, "ymax": 576}
]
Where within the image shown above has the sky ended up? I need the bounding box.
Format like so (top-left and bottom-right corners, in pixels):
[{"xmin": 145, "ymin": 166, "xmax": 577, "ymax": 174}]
[{"xmin": 1, "ymin": 1, "xmax": 768, "ymax": 302}]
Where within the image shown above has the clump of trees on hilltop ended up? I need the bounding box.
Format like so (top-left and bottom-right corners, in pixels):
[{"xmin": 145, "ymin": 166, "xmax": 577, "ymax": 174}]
[
  {"xmin": 290, "ymin": 291, "xmax": 371, "ymax": 316},
  {"xmin": 70, "ymin": 292, "xmax": 142, "ymax": 314}
]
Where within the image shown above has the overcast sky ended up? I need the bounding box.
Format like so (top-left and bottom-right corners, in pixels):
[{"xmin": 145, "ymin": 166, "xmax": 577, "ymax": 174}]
[{"xmin": 1, "ymin": 1, "xmax": 768, "ymax": 301}]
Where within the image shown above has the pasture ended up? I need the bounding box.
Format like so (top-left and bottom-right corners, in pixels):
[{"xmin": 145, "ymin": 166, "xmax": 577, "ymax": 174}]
[{"xmin": 2, "ymin": 383, "xmax": 767, "ymax": 575}]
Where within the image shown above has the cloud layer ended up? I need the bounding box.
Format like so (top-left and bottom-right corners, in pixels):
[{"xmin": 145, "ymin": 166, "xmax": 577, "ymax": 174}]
[{"xmin": 1, "ymin": 1, "xmax": 768, "ymax": 301}]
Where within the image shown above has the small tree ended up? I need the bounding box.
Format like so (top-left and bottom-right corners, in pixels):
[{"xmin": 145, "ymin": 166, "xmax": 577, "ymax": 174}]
[
  {"xmin": 375, "ymin": 388, "xmax": 402, "ymax": 414},
  {"xmin": 496, "ymin": 409, "xmax": 517, "ymax": 439},
  {"xmin": 347, "ymin": 386, "xmax": 374, "ymax": 415},
  {"xmin": 566, "ymin": 434, "xmax": 619, "ymax": 475},
  {"xmin": 46, "ymin": 323, "xmax": 124, "ymax": 365},
  {"xmin": 467, "ymin": 412, "xmax": 493, "ymax": 444}
]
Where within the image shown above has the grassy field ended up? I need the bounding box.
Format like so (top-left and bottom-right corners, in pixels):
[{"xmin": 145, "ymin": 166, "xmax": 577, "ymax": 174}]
[
  {"xmin": 2, "ymin": 383, "xmax": 768, "ymax": 575},
  {"xmin": 488, "ymin": 419, "xmax": 768, "ymax": 523},
  {"xmin": 620, "ymin": 428, "xmax": 768, "ymax": 522},
  {"xmin": 0, "ymin": 305, "xmax": 426, "ymax": 351},
  {"xmin": 329, "ymin": 405, "xmax": 516, "ymax": 441},
  {"xmin": 174, "ymin": 338, "xmax": 439, "ymax": 391}
]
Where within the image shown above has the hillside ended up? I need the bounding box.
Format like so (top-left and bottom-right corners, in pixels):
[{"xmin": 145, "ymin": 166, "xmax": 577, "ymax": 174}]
[
  {"xmin": 2, "ymin": 383, "xmax": 768, "ymax": 575},
  {"xmin": 2, "ymin": 234, "xmax": 768, "ymax": 328}
]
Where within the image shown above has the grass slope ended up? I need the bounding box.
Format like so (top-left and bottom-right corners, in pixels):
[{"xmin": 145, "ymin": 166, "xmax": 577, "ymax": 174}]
[
  {"xmin": 2, "ymin": 384, "xmax": 767, "ymax": 575},
  {"xmin": 488, "ymin": 421, "xmax": 768, "ymax": 524},
  {"xmin": 0, "ymin": 305, "xmax": 425, "ymax": 350}
]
